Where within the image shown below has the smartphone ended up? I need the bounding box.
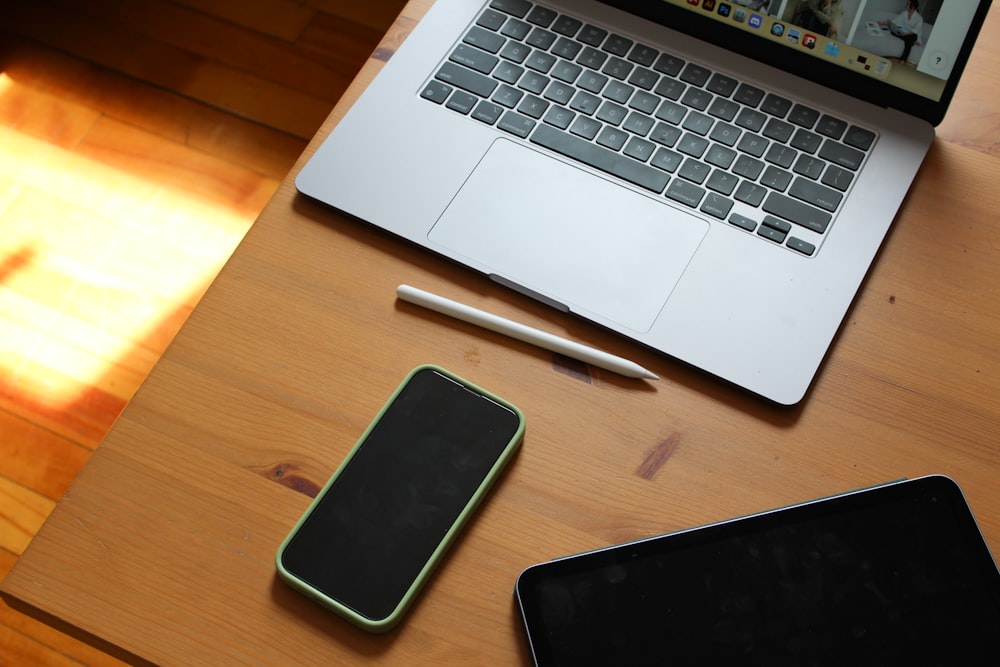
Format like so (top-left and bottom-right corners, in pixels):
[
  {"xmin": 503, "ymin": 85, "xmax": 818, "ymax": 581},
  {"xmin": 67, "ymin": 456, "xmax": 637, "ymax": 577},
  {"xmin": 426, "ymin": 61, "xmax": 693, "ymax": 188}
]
[{"xmin": 276, "ymin": 365, "xmax": 525, "ymax": 633}]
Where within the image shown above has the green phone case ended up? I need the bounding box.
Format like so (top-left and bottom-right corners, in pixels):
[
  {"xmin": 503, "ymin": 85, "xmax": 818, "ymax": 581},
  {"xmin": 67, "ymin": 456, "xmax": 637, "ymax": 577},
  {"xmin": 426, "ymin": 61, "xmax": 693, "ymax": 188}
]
[{"xmin": 275, "ymin": 365, "xmax": 525, "ymax": 633}]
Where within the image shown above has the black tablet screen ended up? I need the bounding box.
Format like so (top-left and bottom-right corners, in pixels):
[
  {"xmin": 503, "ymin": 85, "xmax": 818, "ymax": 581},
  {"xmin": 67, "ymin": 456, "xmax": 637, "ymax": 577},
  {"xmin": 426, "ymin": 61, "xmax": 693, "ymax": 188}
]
[{"xmin": 516, "ymin": 476, "xmax": 999, "ymax": 665}]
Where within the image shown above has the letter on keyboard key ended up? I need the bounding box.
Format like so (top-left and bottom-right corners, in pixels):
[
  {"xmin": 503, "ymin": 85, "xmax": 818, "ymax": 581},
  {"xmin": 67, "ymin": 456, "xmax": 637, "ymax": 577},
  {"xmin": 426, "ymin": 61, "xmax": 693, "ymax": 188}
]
[{"xmin": 530, "ymin": 125, "xmax": 670, "ymax": 193}]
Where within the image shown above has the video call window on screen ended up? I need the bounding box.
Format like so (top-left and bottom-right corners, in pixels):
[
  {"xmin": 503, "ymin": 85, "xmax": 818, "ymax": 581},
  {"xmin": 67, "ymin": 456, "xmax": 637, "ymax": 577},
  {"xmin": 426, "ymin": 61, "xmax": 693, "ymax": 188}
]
[{"xmin": 668, "ymin": 0, "xmax": 981, "ymax": 100}]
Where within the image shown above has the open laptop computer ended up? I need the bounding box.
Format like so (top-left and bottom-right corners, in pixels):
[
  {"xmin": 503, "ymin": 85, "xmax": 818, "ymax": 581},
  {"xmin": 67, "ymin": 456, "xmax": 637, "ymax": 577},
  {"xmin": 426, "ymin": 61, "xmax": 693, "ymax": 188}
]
[{"xmin": 296, "ymin": 0, "xmax": 991, "ymax": 405}]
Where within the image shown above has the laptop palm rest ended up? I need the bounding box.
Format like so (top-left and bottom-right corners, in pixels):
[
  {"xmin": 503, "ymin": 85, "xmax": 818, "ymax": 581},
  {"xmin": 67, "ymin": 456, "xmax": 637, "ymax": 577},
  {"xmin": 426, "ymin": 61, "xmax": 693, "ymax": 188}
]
[{"xmin": 428, "ymin": 139, "xmax": 708, "ymax": 333}]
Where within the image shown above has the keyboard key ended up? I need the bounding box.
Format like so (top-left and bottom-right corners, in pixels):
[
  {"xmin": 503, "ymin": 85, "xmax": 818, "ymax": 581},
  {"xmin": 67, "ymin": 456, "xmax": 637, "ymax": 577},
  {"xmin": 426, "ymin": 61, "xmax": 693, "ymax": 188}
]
[
  {"xmin": 501, "ymin": 19, "xmax": 531, "ymax": 40},
  {"xmin": 446, "ymin": 91, "xmax": 477, "ymax": 114},
  {"xmin": 815, "ymin": 114, "xmax": 847, "ymax": 139},
  {"xmin": 525, "ymin": 50, "xmax": 557, "ymax": 73},
  {"xmin": 729, "ymin": 213, "xmax": 757, "ymax": 231},
  {"xmin": 710, "ymin": 122, "xmax": 742, "ymax": 147},
  {"xmin": 518, "ymin": 71, "xmax": 549, "ymax": 94},
  {"xmin": 526, "ymin": 5, "xmax": 557, "ymax": 26},
  {"xmin": 552, "ymin": 37, "xmax": 583, "ymax": 60},
  {"xmin": 570, "ymin": 90, "xmax": 601, "ymax": 115},
  {"xmin": 603, "ymin": 57, "xmax": 634, "ymax": 80},
  {"xmin": 578, "ymin": 24, "xmax": 608, "ymax": 46},
  {"xmin": 569, "ymin": 115, "xmax": 602, "ymax": 139},
  {"xmin": 493, "ymin": 84, "xmax": 524, "ymax": 108},
  {"xmin": 551, "ymin": 59, "xmax": 582, "ymax": 83},
  {"xmin": 821, "ymin": 164, "xmax": 854, "ymax": 191},
  {"xmin": 788, "ymin": 104, "xmax": 820, "ymax": 128},
  {"xmin": 597, "ymin": 101, "xmax": 628, "ymax": 125},
  {"xmin": 623, "ymin": 111, "xmax": 654, "ymax": 135},
  {"xmin": 735, "ymin": 181, "xmax": 767, "ymax": 206},
  {"xmin": 596, "ymin": 126, "xmax": 629, "ymax": 150},
  {"xmin": 653, "ymin": 53, "xmax": 685, "ymax": 77},
  {"xmin": 651, "ymin": 147, "xmax": 683, "ymax": 172},
  {"xmin": 790, "ymin": 128, "xmax": 823, "ymax": 153},
  {"xmin": 628, "ymin": 44, "xmax": 659, "ymax": 67},
  {"xmin": 677, "ymin": 133, "xmax": 709, "ymax": 158},
  {"xmin": 436, "ymin": 62, "xmax": 498, "ymax": 97},
  {"xmin": 624, "ymin": 136, "xmax": 656, "ymax": 161},
  {"xmin": 603, "ymin": 80, "xmax": 634, "ymax": 103},
  {"xmin": 577, "ymin": 46, "xmax": 609, "ymax": 70},
  {"xmin": 789, "ymin": 177, "xmax": 843, "ymax": 212},
  {"xmin": 735, "ymin": 107, "xmax": 767, "ymax": 132},
  {"xmin": 656, "ymin": 100, "xmax": 687, "ymax": 125},
  {"xmin": 500, "ymin": 41, "xmax": 531, "ymax": 63},
  {"xmin": 490, "ymin": 0, "xmax": 531, "ymax": 18},
  {"xmin": 667, "ymin": 180, "xmax": 706, "ymax": 207},
  {"xmin": 420, "ymin": 80, "xmax": 452, "ymax": 104},
  {"xmin": 629, "ymin": 90, "xmax": 659, "ymax": 114},
  {"xmin": 737, "ymin": 133, "xmax": 769, "ymax": 158},
  {"xmin": 576, "ymin": 69, "xmax": 607, "ymax": 94},
  {"xmin": 763, "ymin": 192, "xmax": 832, "ymax": 233},
  {"xmin": 733, "ymin": 83, "xmax": 765, "ymax": 107},
  {"xmin": 701, "ymin": 193, "xmax": 734, "ymax": 219},
  {"xmin": 679, "ymin": 158, "xmax": 711, "ymax": 184},
  {"xmin": 654, "ymin": 77, "xmax": 686, "ymax": 101},
  {"xmin": 526, "ymin": 27, "xmax": 557, "ymax": 49},
  {"xmin": 543, "ymin": 105, "xmax": 575, "ymax": 129},
  {"xmin": 681, "ymin": 88, "xmax": 712, "ymax": 111},
  {"xmin": 733, "ymin": 155, "xmax": 765, "ymax": 180},
  {"xmin": 787, "ymin": 237, "xmax": 817, "ymax": 256},
  {"xmin": 819, "ymin": 140, "xmax": 865, "ymax": 170},
  {"xmin": 705, "ymin": 145, "xmax": 737, "ymax": 169},
  {"xmin": 844, "ymin": 126, "xmax": 876, "ymax": 151},
  {"xmin": 472, "ymin": 100, "xmax": 504, "ymax": 124},
  {"xmin": 680, "ymin": 63, "xmax": 711, "ymax": 86},
  {"xmin": 763, "ymin": 118, "xmax": 794, "ymax": 143},
  {"xmin": 762, "ymin": 215, "xmax": 791, "ymax": 235},
  {"xmin": 682, "ymin": 111, "xmax": 714, "ymax": 136},
  {"xmin": 760, "ymin": 93, "xmax": 792, "ymax": 117},
  {"xmin": 498, "ymin": 110, "xmax": 536, "ymax": 137},
  {"xmin": 706, "ymin": 169, "xmax": 739, "ymax": 195},
  {"xmin": 761, "ymin": 165, "xmax": 792, "ymax": 191},
  {"xmin": 793, "ymin": 154, "xmax": 825, "ymax": 180},
  {"xmin": 628, "ymin": 67, "xmax": 659, "ymax": 91},
  {"xmin": 758, "ymin": 224, "xmax": 787, "ymax": 244},
  {"xmin": 531, "ymin": 124, "xmax": 670, "ymax": 192},
  {"xmin": 477, "ymin": 9, "xmax": 507, "ymax": 31},
  {"xmin": 517, "ymin": 95, "xmax": 550, "ymax": 118},
  {"xmin": 551, "ymin": 15, "xmax": 583, "ymax": 36},
  {"xmin": 650, "ymin": 123, "xmax": 682, "ymax": 147},
  {"xmin": 707, "ymin": 73, "xmax": 738, "ymax": 97},
  {"xmin": 764, "ymin": 144, "xmax": 797, "ymax": 169},
  {"xmin": 494, "ymin": 60, "xmax": 524, "ymax": 84},
  {"xmin": 708, "ymin": 98, "xmax": 739, "ymax": 122},
  {"xmin": 604, "ymin": 35, "xmax": 634, "ymax": 56},
  {"xmin": 543, "ymin": 80, "xmax": 575, "ymax": 105},
  {"xmin": 465, "ymin": 26, "xmax": 506, "ymax": 54}
]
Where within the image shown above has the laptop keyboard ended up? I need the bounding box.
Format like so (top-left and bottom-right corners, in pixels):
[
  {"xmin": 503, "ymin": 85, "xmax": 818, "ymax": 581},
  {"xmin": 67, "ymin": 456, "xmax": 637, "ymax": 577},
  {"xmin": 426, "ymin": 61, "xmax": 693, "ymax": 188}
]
[{"xmin": 420, "ymin": 0, "xmax": 878, "ymax": 257}]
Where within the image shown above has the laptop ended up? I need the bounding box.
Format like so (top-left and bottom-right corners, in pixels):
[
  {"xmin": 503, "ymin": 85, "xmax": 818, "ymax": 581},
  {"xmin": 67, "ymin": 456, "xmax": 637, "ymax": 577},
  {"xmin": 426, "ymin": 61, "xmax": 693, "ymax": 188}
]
[
  {"xmin": 296, "ymin": 0, "xmax": 991, "ymax": 404},
  {"xmin": 514, "ymin": 475, "xmax": 1000, "ymax": 664}
]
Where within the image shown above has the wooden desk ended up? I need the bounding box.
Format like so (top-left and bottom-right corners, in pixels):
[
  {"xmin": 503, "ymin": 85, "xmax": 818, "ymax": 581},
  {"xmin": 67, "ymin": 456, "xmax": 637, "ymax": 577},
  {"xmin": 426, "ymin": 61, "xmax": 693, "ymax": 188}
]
[{"xmin": 4, "ymin": 2, "xmax": 1000, "ymax": 664}]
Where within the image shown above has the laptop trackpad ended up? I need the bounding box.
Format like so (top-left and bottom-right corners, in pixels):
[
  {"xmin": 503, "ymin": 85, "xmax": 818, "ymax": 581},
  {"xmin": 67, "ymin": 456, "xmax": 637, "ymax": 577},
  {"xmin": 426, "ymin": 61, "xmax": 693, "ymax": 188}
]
[{"xmin": 428, "ymin": 139, "xmax": 709, "ymax": 332}]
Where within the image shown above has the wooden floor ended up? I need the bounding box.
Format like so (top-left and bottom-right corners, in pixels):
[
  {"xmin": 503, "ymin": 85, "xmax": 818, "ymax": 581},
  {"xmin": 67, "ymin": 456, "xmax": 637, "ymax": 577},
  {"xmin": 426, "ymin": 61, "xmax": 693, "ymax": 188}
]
[{"xmin": 0, "ymin": 1, "xmax": 405, "ymax": 663}]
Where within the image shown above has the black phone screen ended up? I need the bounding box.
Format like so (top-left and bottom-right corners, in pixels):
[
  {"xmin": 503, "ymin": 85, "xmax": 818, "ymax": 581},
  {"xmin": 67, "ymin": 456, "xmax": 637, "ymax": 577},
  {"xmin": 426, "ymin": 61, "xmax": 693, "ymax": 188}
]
[{"xmin": 279, "ymin": 368, "xmax": 522, "ymax": 622}]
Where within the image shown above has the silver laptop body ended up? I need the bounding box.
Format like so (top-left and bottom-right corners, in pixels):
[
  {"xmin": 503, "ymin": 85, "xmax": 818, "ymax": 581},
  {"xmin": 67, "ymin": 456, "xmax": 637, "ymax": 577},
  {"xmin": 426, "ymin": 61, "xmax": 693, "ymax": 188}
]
[{"xmin": 297, "ymin": 0, "xmax": 990, "ymax": 404}]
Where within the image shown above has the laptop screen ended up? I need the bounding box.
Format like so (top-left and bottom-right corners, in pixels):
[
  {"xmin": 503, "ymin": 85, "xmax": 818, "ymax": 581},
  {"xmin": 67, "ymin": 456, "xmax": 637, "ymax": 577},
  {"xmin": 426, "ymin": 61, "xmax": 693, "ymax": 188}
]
[{"xmin": 604, "ymin": 0, "xmax": 992, "ymax": 124}]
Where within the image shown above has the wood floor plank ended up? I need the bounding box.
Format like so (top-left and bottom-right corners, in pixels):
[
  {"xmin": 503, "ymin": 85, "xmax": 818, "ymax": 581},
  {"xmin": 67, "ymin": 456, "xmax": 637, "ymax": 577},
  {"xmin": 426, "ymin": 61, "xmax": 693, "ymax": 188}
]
[
  {"xmin": 1, "ymin": 34, "xmax": 306, "ymax": 179},
  {"xmin": 171, "ymin": 0, "xmax": 317, "ymax": 43},
  {"xmin": 0, "ymin": 412, "xmax": 90, "ymax": 502},
  {"xmin": 5, "ymin": 1, "xmax": 329, "ymax": 137},
  {"xmin": 0, "ymin": 477, "xmax": 54, "ymax": 558},
  {"xmin": 308, "ymin": 0, "xmax": 409, "ymax": 32}
]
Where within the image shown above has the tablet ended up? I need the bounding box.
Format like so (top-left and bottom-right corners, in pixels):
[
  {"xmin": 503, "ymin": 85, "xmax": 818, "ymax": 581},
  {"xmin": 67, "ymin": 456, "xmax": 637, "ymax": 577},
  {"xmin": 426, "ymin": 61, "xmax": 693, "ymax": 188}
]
[{"xmin": 515, "ymin": 475, "xmax": 999, "ymax": 665}]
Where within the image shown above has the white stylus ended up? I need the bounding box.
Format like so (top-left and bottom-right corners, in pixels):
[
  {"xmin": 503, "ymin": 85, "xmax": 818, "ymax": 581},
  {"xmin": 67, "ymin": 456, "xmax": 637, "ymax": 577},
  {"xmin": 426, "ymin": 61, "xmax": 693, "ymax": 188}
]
[{"xmin": 396, "ymin": 284, "xmax": 659, "ymax": 380}]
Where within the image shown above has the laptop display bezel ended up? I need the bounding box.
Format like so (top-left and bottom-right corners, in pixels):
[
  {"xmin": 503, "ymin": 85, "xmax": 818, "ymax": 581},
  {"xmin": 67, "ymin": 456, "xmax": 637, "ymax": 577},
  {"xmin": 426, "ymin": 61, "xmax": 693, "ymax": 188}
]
[{"xmin": 599, "ymin": 0, "xmax": 993, "ymax": 126}]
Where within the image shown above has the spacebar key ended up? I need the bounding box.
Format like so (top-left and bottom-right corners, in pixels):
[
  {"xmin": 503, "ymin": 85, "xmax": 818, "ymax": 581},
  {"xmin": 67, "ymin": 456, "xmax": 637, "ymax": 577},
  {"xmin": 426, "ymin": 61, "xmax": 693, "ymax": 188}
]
[{"xmin": 530, "ymin": 125, "xmax": 670, "ymax": 193}]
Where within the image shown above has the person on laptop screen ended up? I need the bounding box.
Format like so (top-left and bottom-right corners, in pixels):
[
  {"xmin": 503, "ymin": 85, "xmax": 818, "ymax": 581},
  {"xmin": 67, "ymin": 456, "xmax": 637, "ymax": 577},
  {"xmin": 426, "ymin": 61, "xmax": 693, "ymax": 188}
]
[
  {"xmin": 793, "ymin": 0, "xmax": 845, "ymax": 38},
  {"xmin": 880, "ymin": 0, "xmax": 924, "ymax": 64}
]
